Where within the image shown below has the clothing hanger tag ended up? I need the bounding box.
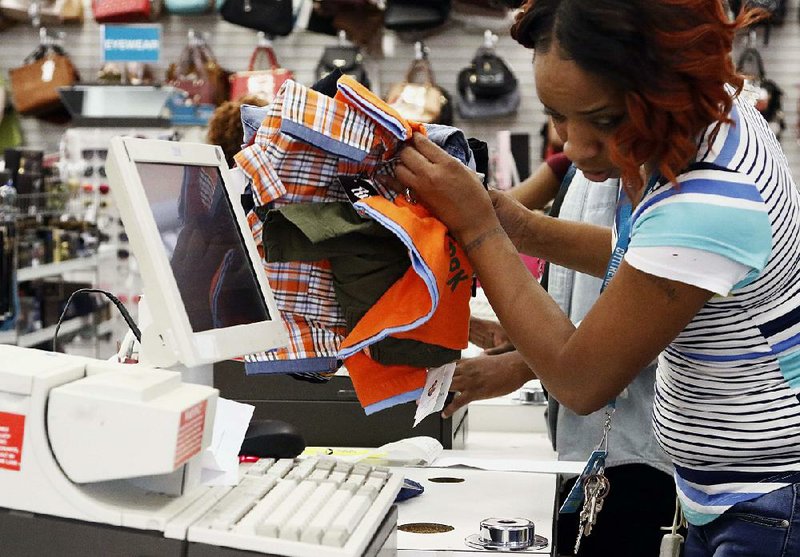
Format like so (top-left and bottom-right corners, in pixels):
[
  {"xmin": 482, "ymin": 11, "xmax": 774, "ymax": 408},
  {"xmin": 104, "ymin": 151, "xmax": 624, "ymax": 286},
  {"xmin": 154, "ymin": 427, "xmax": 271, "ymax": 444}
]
[{"xmin": 335, "ymin": 175, "xmax": 379, "ymax": 206}]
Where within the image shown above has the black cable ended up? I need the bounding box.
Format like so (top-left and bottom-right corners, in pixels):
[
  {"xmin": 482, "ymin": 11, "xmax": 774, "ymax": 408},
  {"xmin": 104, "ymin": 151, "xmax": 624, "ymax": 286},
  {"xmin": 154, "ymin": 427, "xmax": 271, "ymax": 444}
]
[{"xmin": 52, "ymin": 288, "xmax": 142, "ymax": 352}]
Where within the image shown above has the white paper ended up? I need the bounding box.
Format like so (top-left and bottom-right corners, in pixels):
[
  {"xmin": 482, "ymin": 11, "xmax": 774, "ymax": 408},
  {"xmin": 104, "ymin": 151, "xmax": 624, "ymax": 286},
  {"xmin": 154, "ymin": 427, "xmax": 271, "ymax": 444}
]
[
  {"xmin": 413, "ymin": 362, "xmax": 456, "ymax": 427},
  {"xmin": 303, "ymin": 436, "xmax": 443, "ymax": 467},
  {"xmin": 200, "ymin": 398, "xmax": 255, "ymax": 486},
  {"xmin": 429, "ymin": 455, "xmax": 586, "ymax": 475}
]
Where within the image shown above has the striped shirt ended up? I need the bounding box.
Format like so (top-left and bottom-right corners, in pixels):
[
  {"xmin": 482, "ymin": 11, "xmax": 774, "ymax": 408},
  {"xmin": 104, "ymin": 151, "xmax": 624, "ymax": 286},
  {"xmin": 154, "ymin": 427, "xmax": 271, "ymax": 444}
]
[{"xmin": 624, "ymin": 92, "xmax": 800, "ymax": 525}]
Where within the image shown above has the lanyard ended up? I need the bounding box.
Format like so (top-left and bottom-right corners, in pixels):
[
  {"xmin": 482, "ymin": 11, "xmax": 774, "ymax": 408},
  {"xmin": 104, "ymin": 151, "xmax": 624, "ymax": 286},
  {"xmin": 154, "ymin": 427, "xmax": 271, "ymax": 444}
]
[
  {"xmin": 599, "ymin": 178, "xmax": 659, "ymax": 412},
  {"xmin": 601, "ymin": 187, "xmax": 633, "ymax": 293},
  {"xmin": 601, "ymin": 173, "xmax": 660, "ymax": 291}
]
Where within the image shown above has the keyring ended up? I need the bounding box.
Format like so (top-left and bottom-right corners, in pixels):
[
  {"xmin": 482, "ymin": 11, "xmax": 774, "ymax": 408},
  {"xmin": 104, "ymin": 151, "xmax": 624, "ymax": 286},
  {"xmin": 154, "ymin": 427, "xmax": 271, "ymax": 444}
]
[{"xmin": 404, "ymin": 187, "xmax": 417, "ymax": 204}]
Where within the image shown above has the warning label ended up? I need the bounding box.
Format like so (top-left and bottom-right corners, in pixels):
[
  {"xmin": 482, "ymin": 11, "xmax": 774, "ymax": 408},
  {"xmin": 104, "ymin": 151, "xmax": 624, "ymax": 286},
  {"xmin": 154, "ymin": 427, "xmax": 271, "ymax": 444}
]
[
  {"xmin": 174, "ymin": 400, "xmax": 207, "ymax": 468},
  {"xmin": 0, "ymin": 412, "xmax": 25, "ymax": 472}
]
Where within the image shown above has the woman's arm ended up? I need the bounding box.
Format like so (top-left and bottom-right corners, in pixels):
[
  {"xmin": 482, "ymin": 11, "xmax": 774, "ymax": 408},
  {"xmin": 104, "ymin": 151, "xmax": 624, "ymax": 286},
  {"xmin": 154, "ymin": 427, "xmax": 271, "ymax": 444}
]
[
  {"xmin": 393, "ymin": 134, "xmax": 713, "ymax": 414},
  {"xmin": 493, "ymin": 192, "xmax": 613, "ymax": 277},
  {"xmin": 509, "ymin": 159, "xmax": 562, "ymax": 210}
]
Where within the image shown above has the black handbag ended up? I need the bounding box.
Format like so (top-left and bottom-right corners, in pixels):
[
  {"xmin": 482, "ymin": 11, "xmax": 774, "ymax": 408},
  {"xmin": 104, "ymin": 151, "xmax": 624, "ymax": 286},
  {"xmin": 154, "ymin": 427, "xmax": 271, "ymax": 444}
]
[
  {"xmin": 458, "ymin": 50, "xmax": 516, "ymax": 99},
  {"xmin": 384, "ymin": 0, "xmax": 450, "ymax": 32},
  {"xmin": 220, "ymin": 0, "xmax": 294, "ymax": 37},
  {"xmin": 456, "ymin": 49, "xmax": 519, "ymax": 119},
  {"xmin": 736, "ymin": 46, "xmax": 785, "ymax": 140},
  {"xmin": 315, "ymin": 45, "xmax": 370, "ymax": 88}
]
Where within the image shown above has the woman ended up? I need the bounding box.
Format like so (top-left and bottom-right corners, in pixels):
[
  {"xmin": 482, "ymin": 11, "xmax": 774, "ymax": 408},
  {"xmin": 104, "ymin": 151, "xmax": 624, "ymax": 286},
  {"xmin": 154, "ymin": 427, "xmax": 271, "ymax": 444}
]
[{"xmin": 388, "ymin": 1, "xmax": 800, "ymax": 555}]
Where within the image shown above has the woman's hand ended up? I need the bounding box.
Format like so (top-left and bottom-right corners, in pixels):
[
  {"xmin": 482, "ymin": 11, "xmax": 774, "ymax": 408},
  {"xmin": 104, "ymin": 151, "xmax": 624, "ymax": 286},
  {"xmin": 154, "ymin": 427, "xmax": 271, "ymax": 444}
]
[
  {"xmin": 469, "ymin": 317, "xmax": 512, "ymax": 350},
  {"xmin": 392, "ymin": 133, "xmax": 498, "ymax": 244},
  {"xmin": 442, "ymin": 350, "xmax": 535, "ymax": 418}
]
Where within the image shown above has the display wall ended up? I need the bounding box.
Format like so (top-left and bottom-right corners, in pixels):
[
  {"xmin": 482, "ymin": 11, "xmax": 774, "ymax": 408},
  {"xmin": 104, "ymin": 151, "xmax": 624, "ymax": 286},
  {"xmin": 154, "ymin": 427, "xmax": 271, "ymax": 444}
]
[{"xmin": 2, "ymin": 1, "xmax": 800, "ymax": 181}]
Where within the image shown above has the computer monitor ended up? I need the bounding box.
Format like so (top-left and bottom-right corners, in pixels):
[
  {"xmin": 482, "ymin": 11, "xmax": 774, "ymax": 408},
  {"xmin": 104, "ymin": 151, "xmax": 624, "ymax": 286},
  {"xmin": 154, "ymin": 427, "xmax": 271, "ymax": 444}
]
[{"xmin": 106, "ymin": 136, "xmax": 287, "ymax": 369}]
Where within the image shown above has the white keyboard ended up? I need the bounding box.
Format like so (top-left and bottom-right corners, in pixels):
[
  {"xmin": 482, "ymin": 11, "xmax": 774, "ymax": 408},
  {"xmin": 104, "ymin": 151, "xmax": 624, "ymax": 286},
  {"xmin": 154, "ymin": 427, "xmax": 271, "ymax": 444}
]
[{"xmin": 182, "ymin": 456, "xmax": 403, "ymax": 557}]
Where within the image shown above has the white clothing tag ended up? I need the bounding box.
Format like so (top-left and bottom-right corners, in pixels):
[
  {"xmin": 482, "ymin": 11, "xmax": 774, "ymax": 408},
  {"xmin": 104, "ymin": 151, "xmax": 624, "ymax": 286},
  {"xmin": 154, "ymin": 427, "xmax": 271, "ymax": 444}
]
[
  {"xmin": 413, "ymin": 362, "xmax": 456, "ymax": 427},
  {"xmin": 382, "ymin": 31, "xmax": 396, "ymax": 58},
  {"xmin": 41, "ymin": 59, "xmax": 55, "ymax": 82}
]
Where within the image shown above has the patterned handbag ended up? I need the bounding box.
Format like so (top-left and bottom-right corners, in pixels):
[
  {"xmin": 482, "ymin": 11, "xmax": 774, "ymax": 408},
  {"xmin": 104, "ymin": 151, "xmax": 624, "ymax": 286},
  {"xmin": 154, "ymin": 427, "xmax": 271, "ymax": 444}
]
[{"xmin": 229, "ymin": 44, "xmax": 293, "ymax": 102}]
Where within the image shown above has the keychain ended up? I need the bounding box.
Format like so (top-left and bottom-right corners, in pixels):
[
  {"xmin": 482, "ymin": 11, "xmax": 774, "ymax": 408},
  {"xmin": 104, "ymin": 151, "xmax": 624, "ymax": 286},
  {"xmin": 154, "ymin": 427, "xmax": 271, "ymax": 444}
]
[
  {"xmin": 659, "ymin": 496, "xmax": 686, "ymax": 557},
  {"xmin": 559, "ymin": 408, "xmax": 615, "ymax": 554}
]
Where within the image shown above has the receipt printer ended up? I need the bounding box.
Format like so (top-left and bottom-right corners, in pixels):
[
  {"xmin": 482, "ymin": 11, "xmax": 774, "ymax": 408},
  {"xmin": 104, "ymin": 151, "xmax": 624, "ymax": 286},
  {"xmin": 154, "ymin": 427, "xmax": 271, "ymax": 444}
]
[{"xmin": 0, "ymin": 345, "xmax": 217, "ymax": 528}]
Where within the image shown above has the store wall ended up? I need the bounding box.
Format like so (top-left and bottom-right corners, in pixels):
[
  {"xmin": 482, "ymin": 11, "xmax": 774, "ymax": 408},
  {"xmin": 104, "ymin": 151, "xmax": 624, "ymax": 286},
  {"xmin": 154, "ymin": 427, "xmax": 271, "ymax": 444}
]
[{"xmin": 2, "ymin": 1, "xmax": 800, "ymax": 181}]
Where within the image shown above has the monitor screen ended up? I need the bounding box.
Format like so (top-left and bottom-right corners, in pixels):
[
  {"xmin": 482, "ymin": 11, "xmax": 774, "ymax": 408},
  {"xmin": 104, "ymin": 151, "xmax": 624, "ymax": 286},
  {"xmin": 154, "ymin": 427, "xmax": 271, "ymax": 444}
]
[{"xmin": 135, "ymin": 162, "xmax": 271, "ymax": 333}]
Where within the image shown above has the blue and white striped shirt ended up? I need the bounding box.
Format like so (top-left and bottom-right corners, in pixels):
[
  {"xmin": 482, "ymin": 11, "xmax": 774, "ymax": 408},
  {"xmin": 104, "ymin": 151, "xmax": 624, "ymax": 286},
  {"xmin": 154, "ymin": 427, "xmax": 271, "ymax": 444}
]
[{"xmin": 624, "ymin": 92, "xmax": 800, "ymax": 526}]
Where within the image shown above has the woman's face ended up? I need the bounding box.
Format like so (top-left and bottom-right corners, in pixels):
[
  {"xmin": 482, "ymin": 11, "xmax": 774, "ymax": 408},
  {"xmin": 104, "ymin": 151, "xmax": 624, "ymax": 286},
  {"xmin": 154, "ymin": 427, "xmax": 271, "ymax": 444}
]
[{"xmin": 534, "ymin": 47, "xmax": 627, "ymax": 182}]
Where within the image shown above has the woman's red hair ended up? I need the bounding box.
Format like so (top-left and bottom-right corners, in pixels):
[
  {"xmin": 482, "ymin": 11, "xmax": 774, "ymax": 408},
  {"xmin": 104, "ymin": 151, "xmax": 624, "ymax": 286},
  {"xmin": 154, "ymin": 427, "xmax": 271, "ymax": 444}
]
[{"xmin": 512, "ymin": 0, "xmax": 765, "ymax": 190}]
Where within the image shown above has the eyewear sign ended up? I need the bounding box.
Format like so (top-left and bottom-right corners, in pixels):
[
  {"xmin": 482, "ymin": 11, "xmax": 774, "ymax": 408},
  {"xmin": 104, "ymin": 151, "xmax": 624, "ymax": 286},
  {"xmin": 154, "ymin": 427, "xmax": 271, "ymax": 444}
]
[{"xmin": 102, "ymin": 24, "xmax": 161, "ymax": 63}]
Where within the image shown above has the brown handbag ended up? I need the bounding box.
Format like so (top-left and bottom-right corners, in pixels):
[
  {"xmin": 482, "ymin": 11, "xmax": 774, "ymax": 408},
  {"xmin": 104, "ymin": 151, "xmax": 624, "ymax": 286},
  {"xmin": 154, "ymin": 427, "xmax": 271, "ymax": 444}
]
[
  {"xmin": 168, "ymin": 41, "xmax": 228, "ymax": 106},
  {"xmin": 384, "ymin": 58, "xmax": 446, "ymax": 124},
  {"xmin": 9, "ymin": 48, "xmax": 78, "ymax": 115}
]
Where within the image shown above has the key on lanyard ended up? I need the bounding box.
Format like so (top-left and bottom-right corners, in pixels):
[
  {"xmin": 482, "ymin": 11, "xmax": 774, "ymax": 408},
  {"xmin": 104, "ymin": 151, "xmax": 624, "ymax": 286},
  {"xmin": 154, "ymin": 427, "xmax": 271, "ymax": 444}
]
[{"xmin": 575, "ymin": 473, "xmax": 610, "ymax": 554}]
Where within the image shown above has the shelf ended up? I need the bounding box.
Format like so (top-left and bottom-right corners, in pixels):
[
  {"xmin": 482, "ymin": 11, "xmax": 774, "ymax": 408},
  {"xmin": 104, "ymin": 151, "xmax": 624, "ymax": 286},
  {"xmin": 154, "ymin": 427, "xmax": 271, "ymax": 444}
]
[
  {"xmin": 17, "ymin": 252, "xmax": 113, "ymax": 282},
  {"xmin": 16, "ymin": 316, "xmax": 114, "ymax": 348}
]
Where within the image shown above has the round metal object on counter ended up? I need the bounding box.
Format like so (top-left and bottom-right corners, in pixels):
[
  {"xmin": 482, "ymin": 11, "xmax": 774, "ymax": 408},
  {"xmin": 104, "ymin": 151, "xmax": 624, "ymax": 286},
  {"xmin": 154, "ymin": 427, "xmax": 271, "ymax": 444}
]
[
  {"xmin": 518, "ymin": 388, "xmax": 547, "ymax": 405},
  {"xmin": 465, "ymin": 517, "xmax": 549, "ymax": 551}
]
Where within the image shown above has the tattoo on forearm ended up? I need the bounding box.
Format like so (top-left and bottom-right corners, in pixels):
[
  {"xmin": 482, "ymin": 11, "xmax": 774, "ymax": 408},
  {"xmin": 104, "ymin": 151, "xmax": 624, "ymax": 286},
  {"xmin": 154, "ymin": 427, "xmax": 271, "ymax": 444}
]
[
  {"xmin": 463, "ymin": 226, "xmax": 504, "ymax": 254},
  {"xmin": 646, "ymin": 274, "xmax": 678, "ymax": 301}
]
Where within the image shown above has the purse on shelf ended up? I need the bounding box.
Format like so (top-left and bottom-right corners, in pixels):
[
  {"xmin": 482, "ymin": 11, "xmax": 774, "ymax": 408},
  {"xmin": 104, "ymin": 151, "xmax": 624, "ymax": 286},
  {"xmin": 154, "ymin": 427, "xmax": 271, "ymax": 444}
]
[
  {"xmin": 456, "ymin": 47, "xmax": 519, "ymax": 119},
  {"xmin": 383, "ymin": 0, "xmax": 450, "ymax": 32},
  {"xmin": 229, "ymin": 44, "xmax": 293, "ymax": 102},
  {"xmin": 92, "ymin": 0, "xmax": 161, "ymax": 22},
  {"xmin": 0, "ymin": 0, "xmax": 82, "ymax": 23},
  {"xmin": 220, "ymin": 0, "xmax": 294, "ymax": 37},
  {"xmin": 315, "ymin": 44, "xmax": 369, "ymax": 88},
  {"xmin": 164, "ymin": 0, "xmax": 216, "ymax": 15},
  {"xmin": 384, "ymin": 56, "xmax": 448, "ymax": 124},
  {"xmin": 9, "ymin": 44, "xmax": 78, "ymax": 116},
  {"xmin": 168, "ymin": 39, "xmax": 229, "ymax": 106},
  {"xmin": 736, "ymin": 46, "xmax": 785, "ymax": 140}
]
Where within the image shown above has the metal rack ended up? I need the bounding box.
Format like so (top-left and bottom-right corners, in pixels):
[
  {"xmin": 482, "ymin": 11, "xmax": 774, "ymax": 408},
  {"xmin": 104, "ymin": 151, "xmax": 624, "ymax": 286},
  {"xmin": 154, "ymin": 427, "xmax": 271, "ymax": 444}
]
[{"xmin": 0, "ymin": 187, "xmax": 117, "ymax": 356}]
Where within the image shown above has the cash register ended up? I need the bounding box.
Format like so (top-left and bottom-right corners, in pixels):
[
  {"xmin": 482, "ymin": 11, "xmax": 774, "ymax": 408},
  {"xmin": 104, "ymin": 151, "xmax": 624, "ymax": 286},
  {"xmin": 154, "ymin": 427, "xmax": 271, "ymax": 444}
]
[{"xmin": 0, "ymin": 137, "xmax": 403, "ymax": 556}]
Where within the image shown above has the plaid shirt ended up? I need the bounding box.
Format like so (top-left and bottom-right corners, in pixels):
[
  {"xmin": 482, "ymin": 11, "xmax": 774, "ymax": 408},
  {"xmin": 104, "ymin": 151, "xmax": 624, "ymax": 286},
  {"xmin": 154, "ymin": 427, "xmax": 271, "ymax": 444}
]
[{"xmin": 235, "ymin": 76, "xmax": 471, "ymax": 412}]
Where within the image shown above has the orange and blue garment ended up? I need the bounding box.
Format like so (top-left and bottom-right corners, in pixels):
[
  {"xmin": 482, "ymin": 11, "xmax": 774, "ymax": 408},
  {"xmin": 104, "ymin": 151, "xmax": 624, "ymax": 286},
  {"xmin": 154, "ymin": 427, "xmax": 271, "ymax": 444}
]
[{"xmin": 235, "ymin": 75, "xmax": 473, "ymax": 413}]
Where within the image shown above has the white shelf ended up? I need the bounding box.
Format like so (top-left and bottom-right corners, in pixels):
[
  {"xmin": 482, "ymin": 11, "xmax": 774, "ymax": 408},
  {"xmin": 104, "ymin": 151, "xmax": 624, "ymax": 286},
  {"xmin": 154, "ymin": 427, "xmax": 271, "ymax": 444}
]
[
  {"xmin": 17, "ymin": 256, "xmax": 101, "ymax": 282},
  {"xmin": 16, "ymin": 317, "xmax": 114, "ymax": 348}
]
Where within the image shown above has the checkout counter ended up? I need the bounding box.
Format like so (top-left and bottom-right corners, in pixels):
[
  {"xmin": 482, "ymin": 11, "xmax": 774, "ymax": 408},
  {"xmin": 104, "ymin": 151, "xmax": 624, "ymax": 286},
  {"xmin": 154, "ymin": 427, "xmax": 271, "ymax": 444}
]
[{"xmin": 0, "ymin": 345, "xmax": 567, "ymax": 557}]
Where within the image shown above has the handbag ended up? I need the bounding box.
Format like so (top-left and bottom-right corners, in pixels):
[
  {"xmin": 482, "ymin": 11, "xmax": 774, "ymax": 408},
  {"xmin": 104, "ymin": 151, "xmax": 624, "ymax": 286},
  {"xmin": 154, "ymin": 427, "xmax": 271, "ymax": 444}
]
[
  {"xmin": 0, "ymin": 0, "xmax": 82, "ymax": 22},
  {"xmin": 92, "ymin": 0, "xmax": 159, "ymax": 22},
  {"xmin": 229, "ymin": 45, "xmax": 293, "ymax": 102},
  {"xmin": 736, "ymin": 46, "xmax": 785, "ymax": 140},
  {"xmin": 384, "ymin": 0, "xmax": 450, "ymax": 32},
  {"xmin": 9, "ymin": 45, "xmax": 78, "ymax": 115},
  {"xmin": 384, "ymin": 57, "xmax": 447, "ymax": 124},
  {"xmin": 168, "ymin": 37, "xmax": 229, "ymax": 106},
  {"xmin": 164, "ymin": 0, "xmax": 215, "ymax": 14},
  {"xmin": 220, "ymin": 0, "xmax": 294, "ymax": 37},
  {"xmin": 456, "ymin": 48, "xmax": 519, "ymax": 119},
  {"xmin": 315, "ymin": 45, "xmax": 369, "ymax": 88}
]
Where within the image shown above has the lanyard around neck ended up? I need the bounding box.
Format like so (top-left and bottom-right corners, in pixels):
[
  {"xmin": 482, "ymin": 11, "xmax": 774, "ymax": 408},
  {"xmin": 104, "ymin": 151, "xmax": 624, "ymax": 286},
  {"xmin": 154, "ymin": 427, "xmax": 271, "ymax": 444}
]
[
  {"xmin": 598, "ymin": 174, "xmax": 660, "ymax": 410},
  {"xmin": 601, "ymin": 174, "xmax": 660, "ymax": 292}
]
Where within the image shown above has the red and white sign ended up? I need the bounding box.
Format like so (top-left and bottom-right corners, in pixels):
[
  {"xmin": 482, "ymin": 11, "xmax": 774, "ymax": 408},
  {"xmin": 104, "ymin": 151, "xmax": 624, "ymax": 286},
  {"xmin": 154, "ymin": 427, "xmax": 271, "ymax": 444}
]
[
  {"xmin": 174, "ymin": 400, "xmax": 207, "ymax": 468},
  {"xmin": 0, "ymin": 412, "xmax": 26, "ymax": 471}
]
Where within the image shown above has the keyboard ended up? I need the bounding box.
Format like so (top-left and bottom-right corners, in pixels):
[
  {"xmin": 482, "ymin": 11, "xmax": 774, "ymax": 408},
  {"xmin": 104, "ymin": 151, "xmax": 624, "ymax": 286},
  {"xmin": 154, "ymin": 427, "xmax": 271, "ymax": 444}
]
[{"xmin": 181, "ymin": 456, "xmax": 403, "ymax": 557}]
